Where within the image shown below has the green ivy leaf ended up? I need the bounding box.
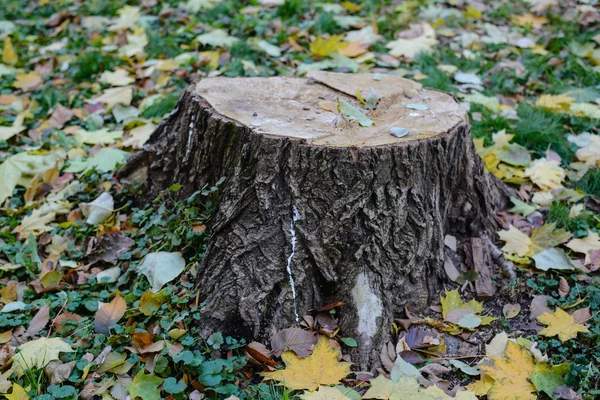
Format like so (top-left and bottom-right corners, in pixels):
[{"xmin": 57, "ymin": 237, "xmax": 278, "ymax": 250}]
[
  {"xmin": 163, "ymin": 377, "xmax": 186, "ymax": 394},
  {"xmin": 127, "ymin": 370, "xmax": 164, "ymax": 400}
]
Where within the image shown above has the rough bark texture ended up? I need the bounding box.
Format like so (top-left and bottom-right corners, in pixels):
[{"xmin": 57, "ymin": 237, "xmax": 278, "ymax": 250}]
[{"xmin": 121, "ymin": 73, "xmax": 510, "ymax": 368}]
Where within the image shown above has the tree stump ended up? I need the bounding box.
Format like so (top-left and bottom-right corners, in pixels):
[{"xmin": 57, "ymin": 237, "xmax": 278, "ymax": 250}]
[{"xmin": 122, "ymin": 71, "xmax": 509, "ymax": 368}]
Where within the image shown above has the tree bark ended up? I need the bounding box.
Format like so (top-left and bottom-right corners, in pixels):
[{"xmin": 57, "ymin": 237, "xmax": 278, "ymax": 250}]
[{"xmin": 121, "ymin": 71, "xmax": 510, "ymax": 368}]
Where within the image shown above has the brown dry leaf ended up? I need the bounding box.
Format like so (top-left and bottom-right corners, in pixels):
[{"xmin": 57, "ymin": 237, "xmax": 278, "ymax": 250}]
[
  {"xmin": 271, "ymin": 328, "xmax": 318, "ymax": 358},
  {"xmin": 48, "ymin": 104, "xmax": 74, "ymax": 129},
  {"xmin": 558, "ymin": 277, "xmax": 570, "ymax": 298},
  {"xmin": 94, "ymin": 294, "xmax": 126, "ymax": 335},
  {"xmin": 26, "ymin": 304, "xmax": 50, "ymax": 337},
  {"xmin": 54, "ymin": 312, "xmax": 82, "ymax": 333},
  {"xmin": 246, "ymin": 342, "xmax": 278, "ymax": 367},
  {"xmin": 131, "ymin": 331, "xmax": 154, "ymax": 349},
  {"xmin": 530, "ymin": 295, "xmax": 552, "ymax": 319},
  {"xmin": 263, "ymin": 336, "xmax": 351, "ymax": 391}
]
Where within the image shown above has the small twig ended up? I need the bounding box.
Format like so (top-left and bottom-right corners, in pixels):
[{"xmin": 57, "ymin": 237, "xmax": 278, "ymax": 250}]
[
  {"xmin": 481, "ymin": 233, "xmax": 516, "ymax": 279},
  {"xmin": 47, "ymin": 298, "xmax": 68, "ymax": 337}
]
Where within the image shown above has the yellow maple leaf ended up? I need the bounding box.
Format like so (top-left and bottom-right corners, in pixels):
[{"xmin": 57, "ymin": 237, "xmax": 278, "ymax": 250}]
[
  {"xmin": 310, "ymin": 35, "xmax": 346, "ymax": 58},
  {"xmin": 2, "ymin": 36, "xmax": 19, "ymax": 65},
  {"xmin": 11, "ymin": 337, "xmax": 74, "ymax": 377},
  {"xmin": 524, "ymin": 158, "xmax": 565, "ymax": 191},
  {"xmin": 13, "ymin": 72, "xmax": 43, "ymax": 92},
  {"xmin": 537, "ymin": 308, "xmax": 589, "ymax": 342},
  {"xmin": 5, "ymin": 383, "xmax": 30, "ymax": 400},
  {"xmin": 534, "ymin": 94, "xmax": 574, "ymax": 112},
  {"xmin": 362, "ymin": 375, "xmax": 434, "ymax": 400},
  {"xmin": 440, "ymin": 289, "xmax": 483, "ymax": 319},
  {"xmin": 498, "ymin": 224, "xmax": 532, "ymax": 257},
  {"xmin": 466, "ymin": 374, "xmax": 494, "ymax": 396},
  {"xmin": 263, "ymin": 336, "xmax": 351, "ymax": 391},
  {"xmin": 299, "ymin": 386, "xmax": 354, "ymax": 399},
  {"xmin": 386, "ymin": 23, "xmax": 438, "ymax": 59},
  {"xmin": 479, "ymin": 341, "xmax": 537, "ymax": 400}
]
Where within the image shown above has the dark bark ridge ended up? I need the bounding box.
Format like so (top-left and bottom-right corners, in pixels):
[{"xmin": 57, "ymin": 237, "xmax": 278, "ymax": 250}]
[{"xmin": 121, "ymin": 74, "xmax": 509, "ymax": 367}]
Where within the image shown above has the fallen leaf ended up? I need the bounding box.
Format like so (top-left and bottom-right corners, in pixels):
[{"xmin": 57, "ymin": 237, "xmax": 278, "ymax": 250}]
[
  {"xmin": 531, "ymin": 362, "xmax": 569, "ymax": 398},
  {"xmin": 127, "ymin": 370, "xmax": 164, "ymax": 400},
  {"xmin": 440, "ymin": 290, "xmax": 483, "ymax": 319},
  {"xmin": 502, "ymin": 303, "xmax": 521, "ymax": 319},
  {"xmin": 362, "ymin": 375, "xmax": 433, "ymax": 400},
  {"xmin": 537, "ymin": 308, "xmax": 589, "ymax": 342},
  {"xmin": 386, "ymin": 23, "xmax": 438, "ymax": 59},
  {"xmin": 88, "ymin": 233, "xmax": 135, "ymax": 264},
  {"xmin": 271, "ymin": 328, "xmax": 318, "ymax": 358},
  {"xmin": 48, "ymin": 104, "xmax": 74, "ymax": 129},
  {"xmin": 310, "ymin": 35, "xmax": 346, "ymax": 57},
  {"xmin": 524, "ymin": 158, "xmax": 565, "ymax": 191},
  {"xmin": 338, "ymin": 98, "xmax": 373, "ymax": 127},
  {"xmin": 532, "ymin": 248, "xmax": 575, "ymax": 271},
  {"xmin": 263, "ymin": 336, "xmax": 351, "ymax": 391},
  {"xmin": 558, "ymin": 277, "xmax": 570, "ymax": 298},
  {"xmin": 300, "ymin": 386, "xmax": 355, "ymax": 399},
  {"xmin": 11, "ymin": 337, "xmax": 74, "ymax": 377},
  {"xmin": 99, "ymin": 69, "xmax": 135, "ymax": 86},
  {"xmin": 81, "ymin": 192, "xmax": 114, "ymax": 225},
  {"xmin": 74, "ymin": 128, "xmax": 123, "ymax": 145},
  {"xmin": 26, "ymin": 304, "xmax": 50, "ymax": 336},
  {"xmin": 196, "ymin": 29, "xmax": 238, "ymax": 47},
  {"xmin": 94, "ymin": 294, "xmax": 126, "ymax": 335},
  {"xmin": 2, "ymin": 36, "xmax": 18, "ymax": 65},
  {"xmin": 137, "ymin": 252, "xmax": 186, "ymax": 292},
  {"xmin": 13, "ymin": 72, "xmax": 43, "ymax": 92},
  {"xmin": 497, "ymin": 225, "xmax": 532, "ymax": 257},
  {"xmin": 479, "ymin": 341, "xmax": 536, "ymax": 400},
  {"xmin": 566, "ymin": 230, "xmax": 600, "ymax": 263},
  {"xmin": 5, "ymin": 383, "xmax": 29, "ymax": 400},
  {"xmin": 65, "ymin": 147, "xmax": 129, "ymax": 174}
]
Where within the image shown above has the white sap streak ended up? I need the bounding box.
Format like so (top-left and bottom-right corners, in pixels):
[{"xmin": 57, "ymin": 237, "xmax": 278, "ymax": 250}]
[
  {"xmin": 286, "ymin": 206, "xmax": 300, "ymax": 322},
  {"xmin": 184, "ymin": 115, "xmax": 195, "ymax": 162}
]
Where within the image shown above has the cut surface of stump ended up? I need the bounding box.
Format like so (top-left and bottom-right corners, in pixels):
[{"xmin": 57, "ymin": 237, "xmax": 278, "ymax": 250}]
[{"xmin": 122, "ymin": 71, "xmax": 509, "ymax": 368}]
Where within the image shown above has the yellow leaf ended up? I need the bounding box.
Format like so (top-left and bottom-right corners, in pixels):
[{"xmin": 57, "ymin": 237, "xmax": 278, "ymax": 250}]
[
  {"xmin": 524, "ymin": 158, "xmax": 565, "ymax": 191},
  {"xmin": 262, "ymin": 336, "xmax": 351, "ymax": 391},
  {"xmin": 534, "ymin": 94, "xmax": 574, "ymax": 112},
  {"xmin": 13, "ymin": 72, "xmax": 43, "ymax": 92},
  {"xmin": 537, "ymin": 308, "xmax": 589, "ymax": 342},
  {"xmin": 464, "ymin": 6, "xmax": 482, "ymax": 19},
  {"xmin": 362, "ymin": 375, "xmax": 434, "ymax": 399},
  {"xmin": 422, "ymin": 385, "xmax": 477, "ymax": 399},
  {"xmin": 497, "ymin": 225, "xmax": 532, "ymax": 257},
  {"xmin": 2, "ymin": 36, "xmax": 19, "ymax": 65},
  {"xmin": 386, "ymin": 23, "xmax": 438, "ymax": 59},
  {"xmin": 5, "ymin": 383, "xmax": 29, "ymax": 400},
  {"xmin": 300, "ymin": 386, "xmax": 354, "ymax": 399},
  {"xmin": 440, "ymin": 289, "xmax": 483, "ymax": 319},
  {"xmin": 479, "ymin": 341, "xmax": 536, "ymax": 400},
  {"xmin": 574, "ymin": 134, "xmax": 600, "ymax": 166},
  {"xmin": 566, "ymin": 230, "xmax": 600, "ymax": 263},
  {"xmin": 310, "ymin": 35, "xmax": 346, "ymax": 58},
  {"xmin": 11, "ymin": 337, "xmax": 74, "ymax": 377},
  {"xmin": 466, "ymin": 374, "xmax": 494, "ymax": 396},
  {"xmin": 12, "ymin": 209, "xmax": 56, "ymax": 238},
  {"xmin": 511, "ymin": 14, "xmax": 547, "ymax": 27}
]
